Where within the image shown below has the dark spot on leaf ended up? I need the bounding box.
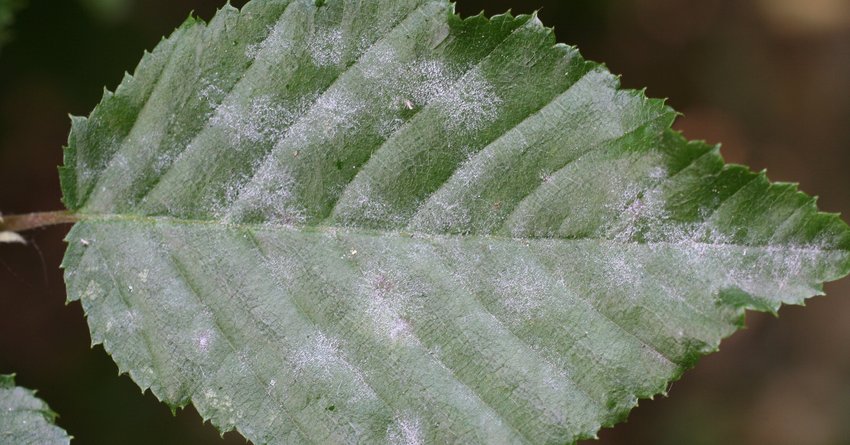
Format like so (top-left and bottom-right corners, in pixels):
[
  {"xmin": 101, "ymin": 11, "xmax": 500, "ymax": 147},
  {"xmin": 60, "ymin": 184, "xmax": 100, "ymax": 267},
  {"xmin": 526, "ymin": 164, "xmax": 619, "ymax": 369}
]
[{"xmin": 326, "ymin": 405, "xmax": 335, "ymax": 412}]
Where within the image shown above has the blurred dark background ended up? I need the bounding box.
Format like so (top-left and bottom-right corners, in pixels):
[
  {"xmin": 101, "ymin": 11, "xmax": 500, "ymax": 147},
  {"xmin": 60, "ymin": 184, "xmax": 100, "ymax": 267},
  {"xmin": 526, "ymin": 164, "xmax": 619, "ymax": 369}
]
[{"xmin": 1, "ymin": 0, "xmax": 849, "ymax": 443}]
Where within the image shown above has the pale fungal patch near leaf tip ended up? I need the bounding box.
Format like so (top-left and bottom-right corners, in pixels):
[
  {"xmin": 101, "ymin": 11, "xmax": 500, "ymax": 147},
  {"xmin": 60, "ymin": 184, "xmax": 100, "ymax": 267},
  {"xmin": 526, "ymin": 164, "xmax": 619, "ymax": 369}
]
[
  {"xmin": 84, "ymin": 280, "xmax": 102, "ymax": 300},
  {"xmin": 202, "ymin": 388, "xmax": 241, "ymax": 428},
  {"xmin": 105, "ymin": 309, "xmax": 139, "ymax": 335}
]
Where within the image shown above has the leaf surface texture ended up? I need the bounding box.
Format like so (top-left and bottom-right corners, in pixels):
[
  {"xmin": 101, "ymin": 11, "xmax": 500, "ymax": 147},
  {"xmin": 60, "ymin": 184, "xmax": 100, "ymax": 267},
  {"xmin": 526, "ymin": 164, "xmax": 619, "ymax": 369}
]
[
  {"xmin": 0, "ymin": 375, "xmax": 71, "ymax": 445},
  {"xmin": 60, "ymin": 0, "xmax": 850, "ymax": 443}
]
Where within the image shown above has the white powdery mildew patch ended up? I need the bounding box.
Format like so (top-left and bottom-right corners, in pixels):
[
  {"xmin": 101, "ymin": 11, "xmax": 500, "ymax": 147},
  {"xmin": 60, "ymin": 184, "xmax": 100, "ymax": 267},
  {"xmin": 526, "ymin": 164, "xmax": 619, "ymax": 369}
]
[
  {"xmin": 360, "ymin": 270, "xmax": 413, "ymax": 342},
  {"xmin": 495, "ymin": 259, "xmax": 558, "ymax": 320},
  {"xmin": 512, "ymin": 350, "xmax": 573, "ymax": 426},
  {"xmin": 386, "ymin": 411, "xmax": 424, "ymax": 445},
  {"xmin": 196, "ymin": 332, "xmax": 210, "ymax": 352},
  {"xmin": 245, "ymin": 23, "xmax": 295, "ymax": 61},
  {"xmin": 376, "ymin": 117, "xmax": 407, "ymax": 139},
  {"xmin": 220, "ymin": 160, "xmax": 307, "ymax": 225},
  {"xmin": 201, "ymin": 388, "xmax": 241, "ymax": 428},
  {"xmin": 358, "ymin": 43, "xmax": 399, "ymax": 81},
  {"xmin": 104, "ymin": 309, "xmax": 140, "ymax": 335},
  {"xmin": 417, "ymin": 196, "xmax": 473, "ymax": 234},
  {"xmin": 281, "ymin": 87, "xmax": 365, "ymax": 148},
  {"xmin": 685, "ymin": 234, "xmax": 830, "ymax": 298},
  {"xmin": 75, "ymin": 132, "xmax": 120, "ymax": 185},
  {"xmin": 358, "ymin": 256, "xmax": 431, "ymax": 343},
  {"xmin": 263, "ymin": 252, "xmax": 301, "ymax": 286},
  {"xmin": 209, "ymin": 95, "xmax": 302, "ymax": 146},
  {"xmin": 84, "ymin": 280, "xmax": 104, "ymax": 300},
  {"xmin": 336, "ymin": 181, "xmax": 409, "ymax": 227},
  {"xmin": 590, "ymin": 155, "xmax": 670, "ymax": 242},
  {"xmin": 454, "ymin": 149, "xmax": 493, "ymax": 189},
  {"xmin": 363, "ymin": 47, "xmax": 502, "ymax": 134},
  {"xmin": 592, "ymin": 161, "xmax": 832, "ymax": 300},
  {"xmin": 408, "ymin": 149, "xmax": 500, "ymax": 234},
  {"xmin": 432, "ymin": 68, "xmax": 502, "ymax": 134},
  {"xmin": 292, "ymin": 333, "xmax": 376, "ymax": 403},
  {"xmin": 608, "ymin": 185, "xmax": 667, "ymax": 243},
  {"xmin": 308, "ymin": 28, "xmax": 345, "ymax": 67},
  {"xmin": 406, "ymin": 59, "xmax": 453, "ymax": 105},
  {"xmin": 150, "ymin": 147, "xmax": 180, "ymax": 182},
  {"xmin": 193, "ymin": 326, "xmax": 217, "ymax": 356},
  {"xmin": 600, "ymin": 247, "xmax": 648, "ymax": 298},
  {"xmin": 199, "ymin": 77, "xmax": 226, "ymax": 104},
  {"xmin": 293, "ymin": 333, "xmax": 348, "ymax": 377}
]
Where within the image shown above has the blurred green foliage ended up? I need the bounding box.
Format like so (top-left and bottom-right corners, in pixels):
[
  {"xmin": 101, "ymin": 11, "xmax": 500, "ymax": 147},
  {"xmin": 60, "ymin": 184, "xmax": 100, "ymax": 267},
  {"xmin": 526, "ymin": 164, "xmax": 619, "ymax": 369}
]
[
  {"xmin": 0, "ymin": 0, "xmax": 26, "ymax": 49},
  {"xmin": 79, "ymin": 0, "xmax": 132, "ymax": 23}
]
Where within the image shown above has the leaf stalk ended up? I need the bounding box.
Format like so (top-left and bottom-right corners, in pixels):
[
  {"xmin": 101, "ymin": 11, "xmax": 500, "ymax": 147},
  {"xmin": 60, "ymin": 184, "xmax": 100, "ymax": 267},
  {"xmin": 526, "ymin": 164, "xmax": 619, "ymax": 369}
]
[{"xmin": 0, "ymin": 211, "xmax": 78, "ymax": 233}]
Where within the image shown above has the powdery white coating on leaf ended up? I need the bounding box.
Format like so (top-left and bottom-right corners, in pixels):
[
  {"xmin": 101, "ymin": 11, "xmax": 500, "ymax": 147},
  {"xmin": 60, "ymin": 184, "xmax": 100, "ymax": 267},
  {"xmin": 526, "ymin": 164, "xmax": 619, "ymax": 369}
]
[
  {"xmin": 0, "ymin": 377, "xmax": 72, "ymax": 445},
  {"xmin": 357, "ymin": 254, "xmax": 433, "ymax": 342},
  {"xmin": 360, "ymin": 269, "xmax": 415, "ymax": 341},
  {"xmin": 208, "ymin": 95, "xmax": 303, "ymax": 145},
  {"xmin": 104, "ymin": 308, "xmax": 140, "ymax": 335},
  {"xmin": 273, "ymin": 86, "xmax": 367, "ymax": 150},
  {"xmin": 337, "ymin": 181, "xmax": 410, "ymax": 227},
  {"xmin": 406, "ymin": 148, "xmax": 500, "ymax": 234},
  {"xmin": 59, "ymin": 0, "xmax": 850, "ymax": 444},
  {"xmin": 571, "ymin": 155, "xmax": 840, "ymax": 300},
  {"xmin": 221, "ymin": 161, "xmax": 307, "ymax": 225},
  {"xmin": 308, "ymin": 28, "xmax": 346, "ymax": 67},
  {"xmin": 202, "ymin": 388, "xmax": 241, "ymax": 428},
  {"xmin": 293, "ymin": 332, "xmax": 343, "ymax": 376},
  {"xmin": 387, "ymin": 412, "xmax": 424, "ymax": 445},
  {"xmin": 363, "ymin": 45, "xmax": 503, "ymax": 134},
  {"xmin": 291, "ymin": 332, "xmax": 378, "ymax": 403},
  {"xmin": 245, "ymin": 22, "xmax": 294, "ymax": 61},
  {"xmin": 195, "ymin": 327, "xmax": 216, "ymax": 354},
  {"xmin": 433, "ymin": 67, "xmax": 502, "ymax": 134},
  {"xmin": 495, "ymin": 259, "xmax": 560, "ymax": 320}
]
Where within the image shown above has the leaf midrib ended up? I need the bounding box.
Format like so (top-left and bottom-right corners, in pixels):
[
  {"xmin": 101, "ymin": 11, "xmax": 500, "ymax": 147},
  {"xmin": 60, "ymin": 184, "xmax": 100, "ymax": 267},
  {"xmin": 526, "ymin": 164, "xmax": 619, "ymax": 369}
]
[{"xmin": 69, "ymin": 212, "xmax": 847, "ymax": 255}]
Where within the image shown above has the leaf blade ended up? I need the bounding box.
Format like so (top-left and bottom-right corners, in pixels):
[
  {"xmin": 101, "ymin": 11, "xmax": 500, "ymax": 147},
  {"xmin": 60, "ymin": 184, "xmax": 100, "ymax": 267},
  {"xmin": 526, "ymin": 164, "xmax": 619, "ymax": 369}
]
[
  {"xmin": 61, "ymin": 0, "xmax": 850, "ymax": 443},
  {"xmin": 0, "ymin": 375, "xmax": 72, "ymax": 445}
]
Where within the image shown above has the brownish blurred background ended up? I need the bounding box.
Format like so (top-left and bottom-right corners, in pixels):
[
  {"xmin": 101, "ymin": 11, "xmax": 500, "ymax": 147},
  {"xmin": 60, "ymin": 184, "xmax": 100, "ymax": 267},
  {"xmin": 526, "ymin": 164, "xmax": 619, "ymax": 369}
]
[{"xmin": 1, "ymin": 0, "xmax": 849, "ymax": 444}]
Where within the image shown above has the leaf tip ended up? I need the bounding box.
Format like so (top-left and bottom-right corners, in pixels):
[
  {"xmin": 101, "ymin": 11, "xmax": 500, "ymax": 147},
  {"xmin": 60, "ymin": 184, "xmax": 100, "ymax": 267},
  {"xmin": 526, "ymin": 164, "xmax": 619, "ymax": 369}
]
[{"xmin": 0, "ymin": 374, "xmax": 15, "ymax": 388}]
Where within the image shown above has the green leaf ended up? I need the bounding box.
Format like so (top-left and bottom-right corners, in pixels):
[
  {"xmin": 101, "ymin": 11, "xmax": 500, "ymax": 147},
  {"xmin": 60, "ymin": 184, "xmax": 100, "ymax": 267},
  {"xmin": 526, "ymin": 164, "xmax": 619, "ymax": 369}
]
[
  {"xmin": 79, "ymin": 0, "xmax": 132, "ymax": 23},
  {"xmin": 0, "ymin": 375, "xmax": 72, "ymax": 444},
  {"xmin": 59, "ymin": 0, "xmax": 850, "ymax": 443},
  {"xmin": 0, "ymin": 0, "xmax": 26, "ymax": 50}
]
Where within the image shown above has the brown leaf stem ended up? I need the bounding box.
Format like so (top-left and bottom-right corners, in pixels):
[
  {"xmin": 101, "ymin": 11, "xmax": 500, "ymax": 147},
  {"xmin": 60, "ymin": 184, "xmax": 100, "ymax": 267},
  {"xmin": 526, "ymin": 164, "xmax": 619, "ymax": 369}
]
[{"xmin": 0, "ymin": 211, "xmax": 79, "ymax": 233}]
